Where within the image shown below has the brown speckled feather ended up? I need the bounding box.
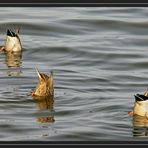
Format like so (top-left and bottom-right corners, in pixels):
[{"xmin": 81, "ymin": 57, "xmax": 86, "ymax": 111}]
[{"xmin": 32, "ymin": 68, "xmax": 54, "ymax": 97}]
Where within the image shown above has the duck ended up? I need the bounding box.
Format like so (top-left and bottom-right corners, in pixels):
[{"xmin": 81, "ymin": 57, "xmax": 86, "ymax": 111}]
[
  {"xmin": 0, "ymin": 28, "xmax": 22, "ymax": 52},
  {"xmin": 31, "ymin": 68, "xmax": 54, "ymax": 97},
  {"xmin": 129, "ymin": 89, "xmax": 148, "ymax": 117}
]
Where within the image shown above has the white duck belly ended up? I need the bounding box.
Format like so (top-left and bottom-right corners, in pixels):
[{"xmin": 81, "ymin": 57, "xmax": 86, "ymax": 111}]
[{"xmin": 5, "ymin": 29, "xmax": 22, "ymax": 52}]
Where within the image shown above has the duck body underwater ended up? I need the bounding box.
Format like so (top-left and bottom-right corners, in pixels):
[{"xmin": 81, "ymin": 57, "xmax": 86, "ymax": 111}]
[
  {"xmin": 0, "ymin": 29, "xmax": 22, "ymax": 52},
  {"xmin": 129, "ymin": 89, "xmax": 148, "ymax": 117},
  {"xmin": 31, "ymin": 68, "xmax": 54, "ymax": 97}
]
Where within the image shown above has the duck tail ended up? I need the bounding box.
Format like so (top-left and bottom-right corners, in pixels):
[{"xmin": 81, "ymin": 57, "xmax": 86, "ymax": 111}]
[
  {"xmin": 144, "ymin": 88, "xmax": 148, "ymax": 97},
  {"xmin": 16, "ymin": 27, "xmax": 20, "ymax": 34}
]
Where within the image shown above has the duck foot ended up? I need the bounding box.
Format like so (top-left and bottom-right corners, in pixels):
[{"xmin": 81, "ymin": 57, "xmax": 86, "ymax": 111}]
[{"xmin": 128, "ymin": 111, "xmax": 133, "ymax": 116}]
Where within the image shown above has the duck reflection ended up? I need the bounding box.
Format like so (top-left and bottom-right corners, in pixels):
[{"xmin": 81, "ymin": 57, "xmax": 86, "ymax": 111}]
[
  {"xmin": 33, "ymin": 95, "xmax": 55, "ymax": 123},
  {"xmin": 132, "ymin": 115, "xmax": 148, "ymax": 137},
  {"xmin": 5, "ymin": 51, "xmax": 22, "ymax": 76},
  {"xmin": 5, "ymin": 51, "xmax": 22, "ymax": 67}
]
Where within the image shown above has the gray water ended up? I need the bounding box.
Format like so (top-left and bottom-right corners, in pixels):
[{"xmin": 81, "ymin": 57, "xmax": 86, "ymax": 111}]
[{"xmin": 0, "ymin": 7, "xmax": 148, "ymax": 141}]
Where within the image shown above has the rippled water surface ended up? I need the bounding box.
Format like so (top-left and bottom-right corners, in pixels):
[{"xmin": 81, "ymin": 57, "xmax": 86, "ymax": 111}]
[{"xmin": 1, "ymin": 7, "xmax": 148, "ymax": 141}]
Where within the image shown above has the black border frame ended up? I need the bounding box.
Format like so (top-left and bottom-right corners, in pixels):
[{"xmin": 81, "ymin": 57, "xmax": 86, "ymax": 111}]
[{"xmin": 0, "ymin": 1, "xmax": 148, "ymax": 7}]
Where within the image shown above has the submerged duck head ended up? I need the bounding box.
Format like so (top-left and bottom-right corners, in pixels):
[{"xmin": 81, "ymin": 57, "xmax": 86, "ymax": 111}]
[
  {"xmin": 32, "ymin": 68, "xmax": 54, "ymax": 97},
  {"xmin": 133, "ymin": 89, "xmax": 148, "ymax": 117},
  {"xmin": 4, "ymin": 29, "xmax": 22, "ymax": 52}
]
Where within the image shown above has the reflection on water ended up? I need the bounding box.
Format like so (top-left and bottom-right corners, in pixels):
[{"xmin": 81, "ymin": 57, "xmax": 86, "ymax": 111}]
[
  {"xmin": 133, "ymin": 115, "xmax": 148, "ymax": 137},
  {"xmin": 33, "ymin": 96, "xmax": 55, "ymax": 123},
  {"xmin": 7, "ymin": 67, "xmax": 22, "ymax": 77},
  {"xmin": 5, "ymin": 51, "xmax": 22, "ymax": 76},
  {"xmin": 5, "ymin": 51, "xmax": 22, "ymax": 67}
]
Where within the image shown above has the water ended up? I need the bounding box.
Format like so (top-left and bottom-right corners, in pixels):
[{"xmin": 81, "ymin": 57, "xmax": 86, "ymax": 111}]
[{"xmin": 0, "ymin": 7, "xmax": 148, "ymax": 141}]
